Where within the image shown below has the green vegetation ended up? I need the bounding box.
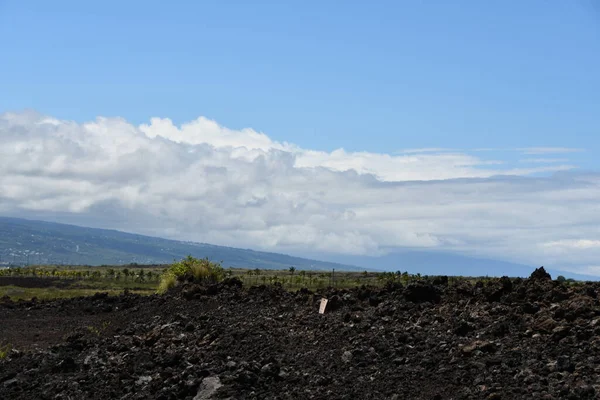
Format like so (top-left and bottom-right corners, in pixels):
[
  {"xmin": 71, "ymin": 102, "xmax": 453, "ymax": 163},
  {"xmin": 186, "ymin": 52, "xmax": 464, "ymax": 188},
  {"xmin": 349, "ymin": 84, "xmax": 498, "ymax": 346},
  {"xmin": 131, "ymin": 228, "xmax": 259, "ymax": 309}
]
[
  {"xmin": 0, "ymin": 265, "xmax": 161, "ymax": 300},
  {"xmin": 0, "ymin": 259, "xmax": 581, "ymax": 301},
  {"xmin": 157, "ymin": 256, "xmax": 225, "ymax": 293},
  {"xmin": 0, "ymin": 343, "xmax": 11, "ymax": 360},
  {"xmin": 86, "ymin": 321, "xmax": 111, "ymax": 337},
  {"xmin": 0, "ymin": 265, "xmax": 163, "ymax": 283},
  {"xmin": 157, "ymin": 274, "xmax": 177, "ymax": 294}
]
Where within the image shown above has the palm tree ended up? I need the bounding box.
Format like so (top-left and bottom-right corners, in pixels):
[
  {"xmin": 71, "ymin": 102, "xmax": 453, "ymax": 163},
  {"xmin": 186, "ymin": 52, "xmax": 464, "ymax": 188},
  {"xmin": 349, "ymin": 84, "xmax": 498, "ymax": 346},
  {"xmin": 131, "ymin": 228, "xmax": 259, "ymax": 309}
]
[
  {"xmin": 289, "ymin": 266, "xmax": 296, "ymax": 276},
  {"xmin": 122, "ymin": 268, "xmax": 130, "ymax": 281}
]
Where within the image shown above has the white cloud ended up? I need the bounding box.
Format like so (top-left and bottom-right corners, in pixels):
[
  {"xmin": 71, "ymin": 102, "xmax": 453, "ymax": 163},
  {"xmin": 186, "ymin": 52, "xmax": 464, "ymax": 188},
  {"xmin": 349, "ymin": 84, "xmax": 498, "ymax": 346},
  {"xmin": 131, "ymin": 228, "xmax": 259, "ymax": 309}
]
[
  {"xmin": 520, "ymin": 158, "xmax": 570, "ymax": 164},
  {"xmin": 398, "ymin": 148, "xmax": 454, "ymax": 154},
  {"xmin": 542, "ymin": 239, "xmax": 600, "ymax": 250},
  {"xmin": 137, "ymin": 117, "xmax": 575, "ymax": 181},
  {"xmin": 139, "ymin": 116, "xmax": 295, "ymax": 152},
  {"xmin": 553, "ymin": 266, "xmax": 600, "ymax": 277},
  {"xmin": 518, "ymin": 147, "xmax": 583, "ymax": 155},
  {"xmin": 0, "ymin": 111, "xmax": 598, "ymax": 274}
]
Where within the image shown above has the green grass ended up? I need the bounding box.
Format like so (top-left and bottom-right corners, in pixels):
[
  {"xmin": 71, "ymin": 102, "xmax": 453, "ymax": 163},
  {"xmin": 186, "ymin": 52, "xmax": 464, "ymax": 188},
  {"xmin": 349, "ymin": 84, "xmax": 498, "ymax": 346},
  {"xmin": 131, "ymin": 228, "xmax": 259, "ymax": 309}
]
[
  {"xmin": 230, "ymin": 268, "xmax": 383, "ymax": 289},
  {"xmin": 3, "ymin": 262, "xmax": 563, "ymax": 302},
  {"xmin": 157, "ymin": 274, "xmax": 177, "ymax": 294},
  {"xmin": 86, "ymin": 321, "xmax": 111, "ymax": 336},
  {"xmin": 0, "ymin": 343, "xmax": 11, "ymax": 360},
  {"xmin": 0, "ymin": 265, "xmax": 161, "ymax": 300}
]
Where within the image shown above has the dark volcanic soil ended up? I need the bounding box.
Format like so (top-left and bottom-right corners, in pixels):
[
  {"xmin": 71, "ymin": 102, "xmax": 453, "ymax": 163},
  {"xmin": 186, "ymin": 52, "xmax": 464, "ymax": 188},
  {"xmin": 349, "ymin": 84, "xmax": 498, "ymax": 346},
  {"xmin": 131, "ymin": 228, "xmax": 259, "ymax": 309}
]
[
  {"xmin": 2, "ymin": 268, "xmax": 600, "ymax": 400},
  {"xmin": 0, "ymin": 276, "xmax": 72, "ymax": 288}
]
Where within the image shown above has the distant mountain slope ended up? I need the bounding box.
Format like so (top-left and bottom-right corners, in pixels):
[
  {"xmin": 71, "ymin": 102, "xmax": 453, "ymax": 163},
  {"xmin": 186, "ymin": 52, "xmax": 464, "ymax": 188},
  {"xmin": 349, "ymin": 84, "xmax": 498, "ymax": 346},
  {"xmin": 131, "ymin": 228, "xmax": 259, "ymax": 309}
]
[
  {"xmin": 2, "ymin": 216, "xmax": 595, "ymax": 280},
  {"xmin": 0, "ymin": 217, "xmax": 364, "ymax": 271},
  {"xmin": 308, "ymin": 251, "xmax": 534, "ymax": 277},
  {"xmin": 299, "ymin": 250, "xmax": 600, "ymax": 281}
]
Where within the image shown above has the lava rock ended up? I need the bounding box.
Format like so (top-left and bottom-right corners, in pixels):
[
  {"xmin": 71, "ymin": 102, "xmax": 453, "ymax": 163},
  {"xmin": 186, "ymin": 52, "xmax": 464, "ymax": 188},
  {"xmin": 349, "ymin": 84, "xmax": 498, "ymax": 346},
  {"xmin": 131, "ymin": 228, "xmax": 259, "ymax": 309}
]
[{"xmin": 530, "ymin": 267, "xmax": 552, "ymax": 281}]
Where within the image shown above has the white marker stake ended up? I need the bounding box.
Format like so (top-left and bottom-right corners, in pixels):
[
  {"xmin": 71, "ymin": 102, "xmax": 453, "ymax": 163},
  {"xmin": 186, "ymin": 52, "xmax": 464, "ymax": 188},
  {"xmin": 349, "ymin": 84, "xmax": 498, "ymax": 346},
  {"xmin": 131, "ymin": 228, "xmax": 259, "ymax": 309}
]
[{"xmin": 319, "ymin": 298, "xmax": 328, "ymax": 314}]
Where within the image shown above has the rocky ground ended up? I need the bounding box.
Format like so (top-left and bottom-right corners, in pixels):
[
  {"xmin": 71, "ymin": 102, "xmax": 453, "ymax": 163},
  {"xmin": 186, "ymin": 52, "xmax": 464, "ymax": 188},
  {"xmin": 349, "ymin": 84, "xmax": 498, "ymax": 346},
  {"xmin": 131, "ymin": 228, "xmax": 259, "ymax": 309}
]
[{"xmin": 1, "ymin": 268, "xmax": 600, "ymax": 399}]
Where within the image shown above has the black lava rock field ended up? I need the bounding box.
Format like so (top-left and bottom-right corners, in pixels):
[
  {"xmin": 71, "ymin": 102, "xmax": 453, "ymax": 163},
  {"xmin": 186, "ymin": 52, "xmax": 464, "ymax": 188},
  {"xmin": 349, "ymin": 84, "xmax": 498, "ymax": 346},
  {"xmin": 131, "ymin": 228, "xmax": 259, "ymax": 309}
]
[{"xmin": 2, "ymin": 268, "xmax": 600, "ymax": 399}]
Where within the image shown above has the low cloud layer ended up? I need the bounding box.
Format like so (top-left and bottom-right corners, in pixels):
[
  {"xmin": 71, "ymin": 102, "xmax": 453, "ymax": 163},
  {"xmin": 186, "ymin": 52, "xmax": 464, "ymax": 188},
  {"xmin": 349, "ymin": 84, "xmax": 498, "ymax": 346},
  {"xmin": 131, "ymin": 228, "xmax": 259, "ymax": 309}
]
[{"xmin": 1, "ymin": 111, "xmax": 598, "ymax": 274}]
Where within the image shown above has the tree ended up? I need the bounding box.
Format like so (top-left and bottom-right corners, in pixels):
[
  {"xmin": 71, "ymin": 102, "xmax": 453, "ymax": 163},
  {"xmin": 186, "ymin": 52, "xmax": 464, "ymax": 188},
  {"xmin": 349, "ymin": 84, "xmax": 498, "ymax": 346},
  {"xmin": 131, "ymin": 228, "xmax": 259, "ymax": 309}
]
[
  {"xmin": 557, "ymin": 275, "xmax": 567, "ymax": 283},
  {"xmin": 122, "ymin": 268, "xmax": 130, "ymax": 281}
]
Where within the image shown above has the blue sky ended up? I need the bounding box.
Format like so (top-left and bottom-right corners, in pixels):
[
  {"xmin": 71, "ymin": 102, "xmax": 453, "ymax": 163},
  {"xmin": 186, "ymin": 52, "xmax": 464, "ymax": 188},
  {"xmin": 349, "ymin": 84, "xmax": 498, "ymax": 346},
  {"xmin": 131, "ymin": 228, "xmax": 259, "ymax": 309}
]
[{"xmin": 1, "ymin": 1, "xmax": 599, "ymax": 163}]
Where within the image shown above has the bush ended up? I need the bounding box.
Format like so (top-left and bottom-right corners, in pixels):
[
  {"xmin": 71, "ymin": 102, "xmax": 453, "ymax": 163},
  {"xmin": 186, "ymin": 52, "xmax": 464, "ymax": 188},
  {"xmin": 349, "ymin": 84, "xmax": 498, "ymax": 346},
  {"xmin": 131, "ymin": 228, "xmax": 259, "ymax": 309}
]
[
  {"xmin": 157, "ymin": 273, "xmax": 177, "ymax": 294},
  {"xmin": 157, "ymin": 256, "xmax": 224, "ymax": 294}
]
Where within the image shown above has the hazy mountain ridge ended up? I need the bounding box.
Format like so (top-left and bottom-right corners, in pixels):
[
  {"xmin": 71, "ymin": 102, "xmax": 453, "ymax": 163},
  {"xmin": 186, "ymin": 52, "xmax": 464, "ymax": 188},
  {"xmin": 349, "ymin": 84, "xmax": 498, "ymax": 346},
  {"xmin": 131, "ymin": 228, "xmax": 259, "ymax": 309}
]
[
  {"xmin": 0, "ymin": 217, "xmax": 364, "ymax": 271},
  {"xmin": 1, "ymin": 217, "xmax": 596, "ymax": 280}
]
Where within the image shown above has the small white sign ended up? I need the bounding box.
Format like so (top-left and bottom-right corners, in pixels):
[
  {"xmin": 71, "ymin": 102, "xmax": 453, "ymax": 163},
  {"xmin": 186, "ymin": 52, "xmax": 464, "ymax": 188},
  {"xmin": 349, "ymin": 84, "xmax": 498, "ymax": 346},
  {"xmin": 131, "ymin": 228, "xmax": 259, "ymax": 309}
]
[{"xmin": 319, "ymin": 298, "xmax": 328, "ymax": 314}]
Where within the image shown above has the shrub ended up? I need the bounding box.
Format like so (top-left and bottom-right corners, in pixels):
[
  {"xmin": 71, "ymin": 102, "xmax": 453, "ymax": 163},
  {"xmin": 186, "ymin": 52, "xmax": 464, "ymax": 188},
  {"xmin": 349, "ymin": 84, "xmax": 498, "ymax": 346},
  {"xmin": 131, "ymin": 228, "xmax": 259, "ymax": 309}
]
[
  {"xmin": 157, "ymin": 256, "xmax": 224, "ymax": 294},
  {"xmin": 158, "ymin": 273, "xmax": 177, "ymax": 294}
]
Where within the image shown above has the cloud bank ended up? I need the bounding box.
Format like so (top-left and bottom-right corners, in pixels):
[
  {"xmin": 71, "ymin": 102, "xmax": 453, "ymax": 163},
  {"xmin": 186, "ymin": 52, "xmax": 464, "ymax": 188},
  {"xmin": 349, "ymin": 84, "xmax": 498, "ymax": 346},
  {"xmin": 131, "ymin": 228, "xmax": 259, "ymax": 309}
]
[{"xmin": 1, "ymin": 111, "xmax": 598, "ymax": 274}]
